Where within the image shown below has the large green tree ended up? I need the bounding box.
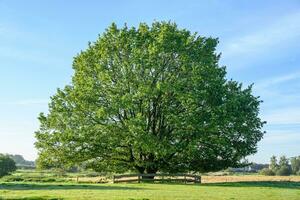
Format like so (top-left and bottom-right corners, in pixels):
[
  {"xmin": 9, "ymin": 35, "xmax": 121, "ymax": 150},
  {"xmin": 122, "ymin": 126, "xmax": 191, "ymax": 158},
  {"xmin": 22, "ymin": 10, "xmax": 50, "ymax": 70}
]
[{"xmin": 35, "ymin": 22, "xmax": 265, "ymax": 174}]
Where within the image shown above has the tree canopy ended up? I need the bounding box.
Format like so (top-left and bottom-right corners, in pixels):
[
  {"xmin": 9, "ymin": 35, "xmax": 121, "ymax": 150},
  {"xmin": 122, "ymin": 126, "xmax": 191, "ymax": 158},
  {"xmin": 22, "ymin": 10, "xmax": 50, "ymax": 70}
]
[{"xmin": 35, "ymin": 22, "xmax": 265, "ymax": 174}]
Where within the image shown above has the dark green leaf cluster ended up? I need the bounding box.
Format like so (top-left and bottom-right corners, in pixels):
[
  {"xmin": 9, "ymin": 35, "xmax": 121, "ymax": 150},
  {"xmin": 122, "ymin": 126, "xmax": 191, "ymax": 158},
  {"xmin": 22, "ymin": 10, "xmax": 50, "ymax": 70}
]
[{"xmin": 0, "ymin": 154, "xmax": 17, "ymax": 177}]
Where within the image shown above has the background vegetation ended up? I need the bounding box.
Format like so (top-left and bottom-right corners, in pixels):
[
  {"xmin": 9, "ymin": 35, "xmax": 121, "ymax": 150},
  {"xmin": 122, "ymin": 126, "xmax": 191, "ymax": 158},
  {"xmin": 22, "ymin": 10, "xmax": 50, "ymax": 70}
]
[
  {"xmin": 260, "ymin": 155, "xmax": 300, "ymax": 176},
  {"xmin": 0, "ymin": 154, "xmax": 16, "ymax": 178}
]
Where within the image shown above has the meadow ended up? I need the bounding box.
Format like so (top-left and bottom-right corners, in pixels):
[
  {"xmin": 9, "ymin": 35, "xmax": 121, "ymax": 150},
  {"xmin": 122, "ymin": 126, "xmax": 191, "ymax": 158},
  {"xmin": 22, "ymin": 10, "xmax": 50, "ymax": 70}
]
[{"xmin": 0, "ymin": 170, "xmax": 299, "ymax": 200}]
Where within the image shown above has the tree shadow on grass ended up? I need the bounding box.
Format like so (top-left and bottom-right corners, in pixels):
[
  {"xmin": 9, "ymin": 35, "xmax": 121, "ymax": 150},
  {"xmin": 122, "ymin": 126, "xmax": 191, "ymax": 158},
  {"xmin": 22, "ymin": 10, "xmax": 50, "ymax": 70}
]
[
  {"xmin": 202, "ymin": 181, "xmax": 300, "ymax": 189},
  {"xmin": 0, "ymin": 182, "xmax": 143, "ymax": 191},
  {"xmin": 0, "ymin": 197, "xmax": 63, "ymax": 200}
]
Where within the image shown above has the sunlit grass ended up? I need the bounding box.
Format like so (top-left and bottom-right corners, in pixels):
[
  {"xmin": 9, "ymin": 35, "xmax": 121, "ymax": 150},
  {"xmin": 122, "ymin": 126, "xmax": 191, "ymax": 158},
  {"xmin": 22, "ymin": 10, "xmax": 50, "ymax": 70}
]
[{"xmin": 0, "ymin": 181, "xmax": 300, "ymax": 200}]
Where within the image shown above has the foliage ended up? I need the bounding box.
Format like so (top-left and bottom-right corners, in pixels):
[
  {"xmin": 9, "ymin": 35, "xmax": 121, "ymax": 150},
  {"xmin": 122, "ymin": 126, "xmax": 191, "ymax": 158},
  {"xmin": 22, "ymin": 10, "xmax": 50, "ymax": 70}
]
[
  {"xmin": 0, "ymin": 169, "xmax": 72, "ymax": 183},
  {"xmin": 35, "ymin": 153, "xmax": 64, "ymax": 170},
  {"xmin": 267, "ymin": 155, "xmax": 292, "ymax": 176},
  {"xmin": 275, "ymin": 166, "xmax": 292, "ymax": 176},
  {"xmin": 269, "ymin": 156, "xmax": 278, "ymax": 172},
  {"xmin": 1, "ymin": 175, "xmax": 61, "ymax": 183},
  {"xmin": 290, "ymin": 156, "xmax": 300, "ymax": 175},
  {"xmin": 35, "ymin": 21, "xmax": 265, "ymax": 174},
  {"xmin": 278, "ymin": 156, "xmax": 289, "ymax": 168},
  {"xmin": 0, "ymin": 154, "xmax": 17, "ymax": 177},
  {"xmin": 36, "ymin": 154, "xmax": 80, "ymax": 174},
  {"xmin": 275, "ymin": 156, "xmax": 292, "ymax": 176},
  {"xmin": 259, "ymin": 168, "xmax": 275, "ymax": 176}
]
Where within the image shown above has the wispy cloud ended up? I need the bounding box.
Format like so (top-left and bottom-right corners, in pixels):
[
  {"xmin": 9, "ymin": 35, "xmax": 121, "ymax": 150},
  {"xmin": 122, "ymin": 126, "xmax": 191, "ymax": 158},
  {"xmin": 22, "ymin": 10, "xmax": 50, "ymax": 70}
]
[
  {"xmin": 254, "ymin": 72, "xmax": 300, "ymax": 108},
  {"xmin": 0, "ymin": 99, "xmax": 48, "ymax": 106},
  {"xmin": 263, "ymin": 129, "xmax": 300, "ymax": 144},
  {"xmin": 254, "ymin": 71, "xmax": 300, "ymax": 125},
  {"xmin": 249, "ymin": 128, "xmax": 300, "ymax": 163},
  {"xmin": 221, "ymin": 11, "xmax": 300, "ymax": 60},
  {"xmin": 254, "ymin": 70, "xmax": 300, "ymax": 91},
  {"xmin": 263, "ymin": 107, "xmax": 300, "ymax": 125}
]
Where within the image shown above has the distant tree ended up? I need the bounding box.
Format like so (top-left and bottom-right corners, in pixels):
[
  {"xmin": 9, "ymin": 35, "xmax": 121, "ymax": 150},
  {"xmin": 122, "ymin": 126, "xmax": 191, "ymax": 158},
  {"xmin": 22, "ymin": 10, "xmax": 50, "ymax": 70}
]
[
  {"xmin": 290, "ymin": 156, "xmax": 300, "ymax": 175},
  {"xmin": 276, "ymin": 156, "xmax": 292, "ymax": 176},
  {"xmin": 0, "ymin": 154, "xmax": 17, "ymax": 177},
  {"xmin": 276, "ymin": 166, "xmax": 292, "ymax": 176},
  {"xmin": 250, "ymin": 163, "xmax": 269, "ymax": 172},
  {"xmin": 259, "ymin": 168, "xmax": 275, "ymax": 176},
  {"xmin": 8, "ymin": 154, "xmax": 35, "ymax": 167},
  {"xmin": 278, "ymin": 156, "xmax": 289, "ymax": 167},
  {"xmin": 35, "ymin": 22, "xmax": 265, "ymax": 174},
  {"xmin": 269, "ymin": 156, "xmax": 278, "ymax": 171}
]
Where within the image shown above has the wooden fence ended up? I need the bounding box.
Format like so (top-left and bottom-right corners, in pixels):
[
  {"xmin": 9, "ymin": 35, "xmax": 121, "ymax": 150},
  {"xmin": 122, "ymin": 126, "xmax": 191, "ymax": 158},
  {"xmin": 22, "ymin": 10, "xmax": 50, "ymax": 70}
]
[{"xmin": 113, "ymin": 173, "xmax": 201, "ymax": 184}]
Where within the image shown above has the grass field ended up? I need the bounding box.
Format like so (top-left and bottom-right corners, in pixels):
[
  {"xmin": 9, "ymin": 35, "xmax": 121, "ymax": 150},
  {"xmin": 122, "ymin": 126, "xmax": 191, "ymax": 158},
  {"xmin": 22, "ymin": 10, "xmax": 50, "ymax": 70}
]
[
  {"xmin": 0, "ymin": 180, "xmax": 300, "ymax": 200},
  {"xmin": 1, "ymin": 171, "xmax": 300, "ymax": 199}
]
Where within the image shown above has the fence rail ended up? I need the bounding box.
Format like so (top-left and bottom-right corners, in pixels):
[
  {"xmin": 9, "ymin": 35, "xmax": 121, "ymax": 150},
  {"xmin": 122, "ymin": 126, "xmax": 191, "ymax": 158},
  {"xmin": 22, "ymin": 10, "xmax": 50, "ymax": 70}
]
[{"xmin": 113, "ymin": 173, "xmax": 201, "ymax": 184}]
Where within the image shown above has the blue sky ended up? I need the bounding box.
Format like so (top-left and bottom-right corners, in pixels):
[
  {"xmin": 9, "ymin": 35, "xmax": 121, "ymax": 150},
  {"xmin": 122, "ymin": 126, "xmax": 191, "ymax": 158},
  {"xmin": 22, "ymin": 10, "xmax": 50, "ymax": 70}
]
[{"xmin": 0, "ymin": 0, "xmax": 300, "ymax": 163}]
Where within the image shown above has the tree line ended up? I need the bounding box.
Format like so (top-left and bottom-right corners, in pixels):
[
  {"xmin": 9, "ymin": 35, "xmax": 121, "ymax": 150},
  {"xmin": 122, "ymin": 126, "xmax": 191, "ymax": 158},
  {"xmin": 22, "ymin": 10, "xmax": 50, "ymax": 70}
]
[{"xmin": 260, "ymin": 155, "xmax": 300, "ymax": 176}]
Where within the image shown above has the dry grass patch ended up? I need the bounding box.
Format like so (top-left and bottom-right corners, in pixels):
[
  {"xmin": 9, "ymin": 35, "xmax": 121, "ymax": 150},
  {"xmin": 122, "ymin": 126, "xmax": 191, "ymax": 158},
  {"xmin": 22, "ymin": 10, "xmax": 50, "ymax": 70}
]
[{"xmin": 202, "ymin": 175, "xmax": 300, "ymax": 183}]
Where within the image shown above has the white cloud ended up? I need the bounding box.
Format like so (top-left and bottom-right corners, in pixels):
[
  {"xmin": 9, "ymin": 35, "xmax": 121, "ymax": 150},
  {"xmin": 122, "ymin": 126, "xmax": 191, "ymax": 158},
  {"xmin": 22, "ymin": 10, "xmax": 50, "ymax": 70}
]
[
  {"xmin": 221, "ymin": 11, "xmax": 300, "ymax": 60},
  {"xmin": 262, "ymin": 107, "xmax": 300, "ymax": 125}
]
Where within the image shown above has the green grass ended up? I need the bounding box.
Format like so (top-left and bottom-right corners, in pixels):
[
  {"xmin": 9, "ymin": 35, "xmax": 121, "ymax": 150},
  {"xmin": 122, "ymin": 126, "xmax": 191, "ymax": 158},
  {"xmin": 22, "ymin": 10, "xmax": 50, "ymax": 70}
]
[
  {"xmin": 0, "ymin": 170, "xmax": 111, "ymax": 183},
  {"xmin": 0, "ymin": 181, "xmax": 300, "ymax": 200}
]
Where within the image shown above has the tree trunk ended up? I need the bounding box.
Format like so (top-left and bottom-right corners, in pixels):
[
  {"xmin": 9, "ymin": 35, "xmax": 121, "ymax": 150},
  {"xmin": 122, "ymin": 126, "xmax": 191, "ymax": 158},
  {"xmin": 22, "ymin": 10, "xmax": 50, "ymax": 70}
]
[
  {"xmin": 142, "ymin": 167, "xmax": 158, "ymax": 180},
  {"xmin": 135, "ymin": 166, "xmax": 145, "ymax": 174}
]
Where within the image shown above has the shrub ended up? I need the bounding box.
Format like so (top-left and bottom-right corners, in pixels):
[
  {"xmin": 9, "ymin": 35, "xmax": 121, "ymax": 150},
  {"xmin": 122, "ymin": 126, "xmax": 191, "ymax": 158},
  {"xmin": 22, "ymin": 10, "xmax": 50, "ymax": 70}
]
[
  {"xmin": 259, "ymin": 168, "xmax": 275, "ymax": 176},
  {"xmin": 1, "ymin": 175, "xmax": 65, "ymax": 183},
  {"xmin": 291, "ymin": 156, "xmax": 300, "ymax": 175},
  {"xmin": 1, "ymin": 175, "xmax": 24, "ymax": 182},
  {"xmin": 0, "ymin": 154, "xmax": 17, "ymax": 177},
  {"xmin": 276, "ymin": 166, "xmax": 292, "ymax": 176}
]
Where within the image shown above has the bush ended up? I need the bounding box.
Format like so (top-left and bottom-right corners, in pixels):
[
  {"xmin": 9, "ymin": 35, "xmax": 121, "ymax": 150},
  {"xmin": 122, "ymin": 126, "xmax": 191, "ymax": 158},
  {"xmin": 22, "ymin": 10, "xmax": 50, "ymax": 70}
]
[
  {"xmin": 1, "ymin": 175, "xmax": 65, "ymax": 183},
  {"xmin": 276, "ymin": 166, "xmax": 292, "ymax": 176},
  {"xmin": 296, "ymin": 171, "xmax": 300, "ymax": 176},
  {"xmin": 1, "ymin": 175, "xmax": 24, "ymax": 182},
  {"xmin": 0, "ymin": 154, "xmax": 17, "ymax": 177},
  {"xmin": 259, "ymin": 168, "xmax": 275, "ymax": 176},
  {"xmin": 291, "ymin": 156, "xmax": 300, "ymax": 175}
]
